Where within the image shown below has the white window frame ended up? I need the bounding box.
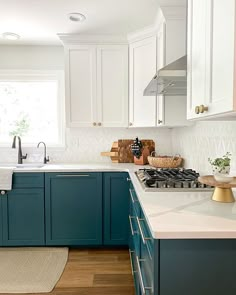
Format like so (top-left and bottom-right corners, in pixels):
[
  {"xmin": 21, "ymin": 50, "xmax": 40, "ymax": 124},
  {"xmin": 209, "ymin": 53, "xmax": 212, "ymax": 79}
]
[{"xmin": 0, "ymin": 69, "xmax": 65, "ymax": 148}]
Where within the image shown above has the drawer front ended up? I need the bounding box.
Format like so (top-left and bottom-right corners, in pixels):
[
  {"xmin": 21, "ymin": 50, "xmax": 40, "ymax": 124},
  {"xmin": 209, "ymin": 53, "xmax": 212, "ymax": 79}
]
[
  {"xmin": 139, "ymin": 240, "xmax": 154, "ymax": 295},
  {"xmin": 137, "ymin": 211, "xmax": 154, "ymax": 260},
  {"xmin": 129, "ymin": 200, "xmax": 140, "ymax": 256},
  {"xmin": 129, "ymin": 244, "xmax": 140, "ymax": 295},
  {"xmin": 129, "ymin": 187, "xmax": 140, "ymax": 216},
  {"xmin": 13, "ymin": 173, "xmax": 44, "ymax": 188}
]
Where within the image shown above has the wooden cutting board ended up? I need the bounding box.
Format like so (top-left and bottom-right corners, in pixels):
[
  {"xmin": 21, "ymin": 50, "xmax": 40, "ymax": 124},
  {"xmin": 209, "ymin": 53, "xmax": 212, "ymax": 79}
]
[{"xmin": 101, "ymin": 139, "xmax": 155, "ymax": 163}]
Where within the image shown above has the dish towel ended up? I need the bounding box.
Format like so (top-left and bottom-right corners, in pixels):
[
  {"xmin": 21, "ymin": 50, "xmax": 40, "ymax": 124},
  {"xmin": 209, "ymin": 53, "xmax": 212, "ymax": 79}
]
[{"xmin": 0, "ymin": 167, "xmax": 15, "ymax": 190}]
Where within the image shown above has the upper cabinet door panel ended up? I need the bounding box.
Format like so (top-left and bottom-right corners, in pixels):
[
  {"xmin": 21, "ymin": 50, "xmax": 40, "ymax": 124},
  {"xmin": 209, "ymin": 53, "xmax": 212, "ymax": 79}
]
[
  {"xmin": 187, "ymin": 0, "xmax": 208, "ymax": 119},
  {"xmin": 210, "ymin": 0, "xmax": 235, "ymax": 113},
  {"xmin": 188, "ymin": 0, "xmax": 236, "ymax": 120},
  {"xmin": 129, "ymin": 36, "xmax": 157, "ymax": 127},
  {"xmin": 96, "ymin": 45, "xmax": 128, "ymax": 127},
  {"xmin": 66, "ymin": 46, "xmax": 96, "ymax": 127}
]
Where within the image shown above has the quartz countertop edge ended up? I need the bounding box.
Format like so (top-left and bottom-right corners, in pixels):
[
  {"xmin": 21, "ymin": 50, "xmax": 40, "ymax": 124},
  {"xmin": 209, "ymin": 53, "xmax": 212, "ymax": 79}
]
[{"xmin": 3, "ymin": 163, "xmax": 236, "ymax": 239}]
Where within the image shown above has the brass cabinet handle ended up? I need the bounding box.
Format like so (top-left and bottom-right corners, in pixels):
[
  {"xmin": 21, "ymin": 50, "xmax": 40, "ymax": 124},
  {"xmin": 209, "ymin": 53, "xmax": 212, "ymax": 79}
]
[
  {"xmin": 158, "ymin": 119, "xmax": 162, "ymax": 124},
  {"xmin": 98, "ymin": 122, "xmax": 102, "ymax": 126},
  {"xmin": 199, "ymin": 104, "xmax": 208, "ymax": 113},
  {"xmin": 195, "ymin": 105, "xmax": 208, "ymax": 114},
  {"xmin": 195, "ymin": 105, "xmax": 200, "ymax": 114},
  {"xmin": 93, "ymin": 122, "xmax": 97, "ymax": 126}
]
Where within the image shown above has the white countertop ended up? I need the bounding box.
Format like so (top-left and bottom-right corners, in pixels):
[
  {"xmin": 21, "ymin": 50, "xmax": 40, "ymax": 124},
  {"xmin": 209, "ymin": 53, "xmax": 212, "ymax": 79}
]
[
  {"xmin": 129, "ymin": 171, "xmax": 236, "ymax": 239},
  {"xmin": 3, "ymin": 163, "xmax": 139, "ymax": 172},
  {"xmin": 2, "ymin": 162, "xmax": 236, "ymax": 239}
]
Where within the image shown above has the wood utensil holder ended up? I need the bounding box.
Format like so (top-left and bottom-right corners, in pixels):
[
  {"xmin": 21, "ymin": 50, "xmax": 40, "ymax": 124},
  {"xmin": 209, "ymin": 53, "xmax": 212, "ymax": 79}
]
[
  {"xmin": 134, "ymin": 146, "xmax": 150, "ymax": 165},
  {"xmin": 101, "ymin": 139, "xmax": 155, "ymax": 164},
  {"xmin": 198, "ymin": 175, "xmax": 236, "ymax": 203}
]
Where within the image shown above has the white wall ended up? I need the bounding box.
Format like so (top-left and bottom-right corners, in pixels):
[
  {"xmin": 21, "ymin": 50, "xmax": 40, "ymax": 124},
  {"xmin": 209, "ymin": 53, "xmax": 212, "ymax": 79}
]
[
  {"xmin": 0, "ymin": 45, "xmax": 172, "ymax": 164},
  {"xmin": 0, "ymin": 45, "xmax": 64, "ymax": 70},
  {"xmin": 172, "ymin": 121, "xmax": 236, "ymax": 174}
]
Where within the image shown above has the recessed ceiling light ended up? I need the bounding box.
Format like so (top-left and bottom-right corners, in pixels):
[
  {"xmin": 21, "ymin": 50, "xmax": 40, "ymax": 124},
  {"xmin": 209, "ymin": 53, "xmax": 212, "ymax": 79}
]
[
  {"xmin": 2, "ymin": 32, "xmax": 20, "ymax": 40},
  {"xmin": 68, "ymin": 13, "xmax": 86, "ymax": 22}
]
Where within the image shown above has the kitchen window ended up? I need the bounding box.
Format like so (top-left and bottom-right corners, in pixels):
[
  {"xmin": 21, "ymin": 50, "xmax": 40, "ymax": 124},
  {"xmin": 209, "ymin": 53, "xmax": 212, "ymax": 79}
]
[{"xmin": 0, "ymin": 70, "xmax": 65, "ymax": 147}]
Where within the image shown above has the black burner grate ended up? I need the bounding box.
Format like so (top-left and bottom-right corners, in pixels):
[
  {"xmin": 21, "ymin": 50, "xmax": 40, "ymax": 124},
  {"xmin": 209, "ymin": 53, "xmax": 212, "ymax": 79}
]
[{"xmin": 136, "ymin": 168, "xmax": 211, "ymax": 190}]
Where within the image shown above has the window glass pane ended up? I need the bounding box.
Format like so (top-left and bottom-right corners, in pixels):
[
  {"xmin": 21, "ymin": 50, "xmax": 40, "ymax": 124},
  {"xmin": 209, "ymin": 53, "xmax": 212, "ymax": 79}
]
[{"xmin": 0, "ymin": 80, "xmax": 60, "ymax": 144}]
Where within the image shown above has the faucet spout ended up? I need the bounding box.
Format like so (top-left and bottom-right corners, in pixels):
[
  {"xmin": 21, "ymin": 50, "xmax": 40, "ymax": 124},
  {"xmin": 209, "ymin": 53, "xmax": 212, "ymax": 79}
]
[
  {"xmin": 12, "ymin": 136, "xmax": 27, "ymax": 164},
  {"xmin": 37, "ymin": 141, "xmax": 50, "ymax": 164}
]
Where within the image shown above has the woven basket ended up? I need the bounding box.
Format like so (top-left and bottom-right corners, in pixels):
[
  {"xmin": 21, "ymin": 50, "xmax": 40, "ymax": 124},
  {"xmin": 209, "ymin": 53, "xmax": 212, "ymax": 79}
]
[{"xmin": 147, "ymin": 152, "xmax": 183, "ymax": 168}]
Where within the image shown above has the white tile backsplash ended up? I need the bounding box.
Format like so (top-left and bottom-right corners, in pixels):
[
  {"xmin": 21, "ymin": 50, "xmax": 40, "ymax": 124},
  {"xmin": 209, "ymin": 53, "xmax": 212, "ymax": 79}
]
[
  {"xmin": 0, "ymin": 127, "xmax": 172, "ymax": 164},
  {"xmin": 2, "ymin": 122, "xmax": 236, "ymax": 171},
  {"xmin": 171, "ymin": 121, "xmax": 236, "ymax": 174}
]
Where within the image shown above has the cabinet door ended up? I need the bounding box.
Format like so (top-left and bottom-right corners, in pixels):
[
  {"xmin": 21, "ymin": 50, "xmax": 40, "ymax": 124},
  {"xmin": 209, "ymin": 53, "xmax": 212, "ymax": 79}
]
[
  {"xmin": 103, "ymin": 173, "xmax": 129, "ymax": 245},
  {"xmin": 96, "ymin": 45, "xmax": 128, "ymax": 127},
  {"xmin": 187, "ymin": 0, "xmax": 210, "ymax": 119},
  {"xmin": 2, "ymin": 189, "xmax": 45, "ymax": 246},
  {"xmin": 65, "ymin": 45, "xmax": 97, "ymax": 127},
  {"xmin": 187, "ymin": 0, "xmax": 235, "ymax": 120},
  {"xmin": 208, "ymin": 0, "xmax": 235, "ymax": 116},
  {"xmin": 129, "ymin": 36, "xmax": 157, "ymax": 127},
  {"xmin": 156, "ymin": 23, "xmax": 165, "ymax": 126},
  {"xmin": 45, "ymin": 173, "xmax": 102, "ymax": 245},
  {"xmin": 160, "ymin": 239, "xmax": 236, "ymax": 295}
]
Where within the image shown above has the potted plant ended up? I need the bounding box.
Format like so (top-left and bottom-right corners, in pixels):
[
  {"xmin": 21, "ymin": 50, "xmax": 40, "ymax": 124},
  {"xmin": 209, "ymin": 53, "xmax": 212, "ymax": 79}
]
[{"xmin": 208, "ymin": 152, "xmax": 232, "ymax": 175}]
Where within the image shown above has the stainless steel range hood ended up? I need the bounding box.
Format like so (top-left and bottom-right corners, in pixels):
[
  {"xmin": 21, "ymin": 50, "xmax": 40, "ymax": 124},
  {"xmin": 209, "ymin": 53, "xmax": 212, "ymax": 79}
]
[{"xmin": 143, "ymin": 55, "xmax": 187, "ymax": 96}]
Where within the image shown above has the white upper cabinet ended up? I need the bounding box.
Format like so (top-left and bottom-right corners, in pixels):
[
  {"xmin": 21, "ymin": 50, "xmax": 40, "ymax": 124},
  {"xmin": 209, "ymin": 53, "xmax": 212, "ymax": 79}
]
[
  {"xmin": 65, "ymin": 45, "xmax": 96, "ymax": 127},
  {"xmin": 187, "ymin": 0, "xmax": 236, "ymax": 120},
  {"xmin": 129, "ymin": 36, "xmax": 157, "ymax": 127},
  {"xmin": 96, "ymin": 45, "xmax": 128, "ymax": 127},
  {"xmin": 128, "ymin": 6, "xmax": 190, "ymax": 128},
  {"xmin": 62, "ymin": 36, "xmax": 128, "ymax": 128}
]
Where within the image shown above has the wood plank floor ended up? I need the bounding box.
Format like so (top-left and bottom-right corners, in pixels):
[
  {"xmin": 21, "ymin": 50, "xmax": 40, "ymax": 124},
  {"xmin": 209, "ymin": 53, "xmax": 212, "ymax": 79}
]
[{"xmin": 4, "ymin": 248, "xmax": 135, "ymax": 295}]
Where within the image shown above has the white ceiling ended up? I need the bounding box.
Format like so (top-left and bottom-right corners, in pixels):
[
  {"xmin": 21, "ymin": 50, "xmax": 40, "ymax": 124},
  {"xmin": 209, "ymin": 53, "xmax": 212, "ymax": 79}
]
[{"xmin": 0, "ymin": 0, "xmax": 160, "ymax": 45}]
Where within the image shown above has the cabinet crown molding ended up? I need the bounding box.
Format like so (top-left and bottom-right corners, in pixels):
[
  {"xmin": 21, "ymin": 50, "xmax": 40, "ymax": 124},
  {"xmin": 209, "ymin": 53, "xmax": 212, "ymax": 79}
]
[
  {"xmin": 58, "ymin": 34, "xmax": 128, "ymax": 45},
  {"xmin": 127, "ymin": 24, "xmax": 159, "ymax": 43},
  {"xmin": 160, "ymin": 6, "xmax": 186, "ymax": 20}
]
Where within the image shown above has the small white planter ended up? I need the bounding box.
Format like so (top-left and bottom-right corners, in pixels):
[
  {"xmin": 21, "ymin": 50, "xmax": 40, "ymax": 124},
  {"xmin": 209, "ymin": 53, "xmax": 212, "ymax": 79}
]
[
  {"xmin": 212, "ymin": 165, "xmax": 233, "ymax": 182},
  {"xmin": 212, "ymin": 165, "xmax": 230, "ymax": 175}
]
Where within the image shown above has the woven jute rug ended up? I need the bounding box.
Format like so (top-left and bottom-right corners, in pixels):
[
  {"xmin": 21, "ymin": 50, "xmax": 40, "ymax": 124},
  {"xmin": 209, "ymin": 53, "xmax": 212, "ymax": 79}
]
[{"xmin": 0, "ymin": 247, "xmax": 68, "ymax": 293}]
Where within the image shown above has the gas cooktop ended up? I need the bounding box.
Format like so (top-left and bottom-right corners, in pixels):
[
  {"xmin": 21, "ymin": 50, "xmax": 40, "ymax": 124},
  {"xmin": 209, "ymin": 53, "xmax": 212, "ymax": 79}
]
[{"xmin": 135, "ymin": 168, "xmax": 213, "ymax": 192}]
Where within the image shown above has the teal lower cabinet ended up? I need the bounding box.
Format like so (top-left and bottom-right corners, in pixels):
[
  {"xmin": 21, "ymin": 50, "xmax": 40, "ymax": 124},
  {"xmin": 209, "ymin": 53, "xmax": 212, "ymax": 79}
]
[
  {"xmin": 45, "ymin": 172, "xmax": 103, "ymax": 246},
  {"xmin": 130, "ymin": 184, "xmax": 236, "ymax": 295},
  {"xmin": 159, "ymin": 239, "xmax": 236, "ymax": 295},
  {"xmin": 103, "ymin": 172, "xmax": 129, "ymax": 245},
  {"xmin": 0, "ymin": 172, "xmax": 45, "ymax": 246},
  {"xmin": 129, "ymin": 186, "xmax": 141, "ymax": 295},
  {"xmin": 2, "ymin": 188, "xmax": 45, "ymax": 246}
]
